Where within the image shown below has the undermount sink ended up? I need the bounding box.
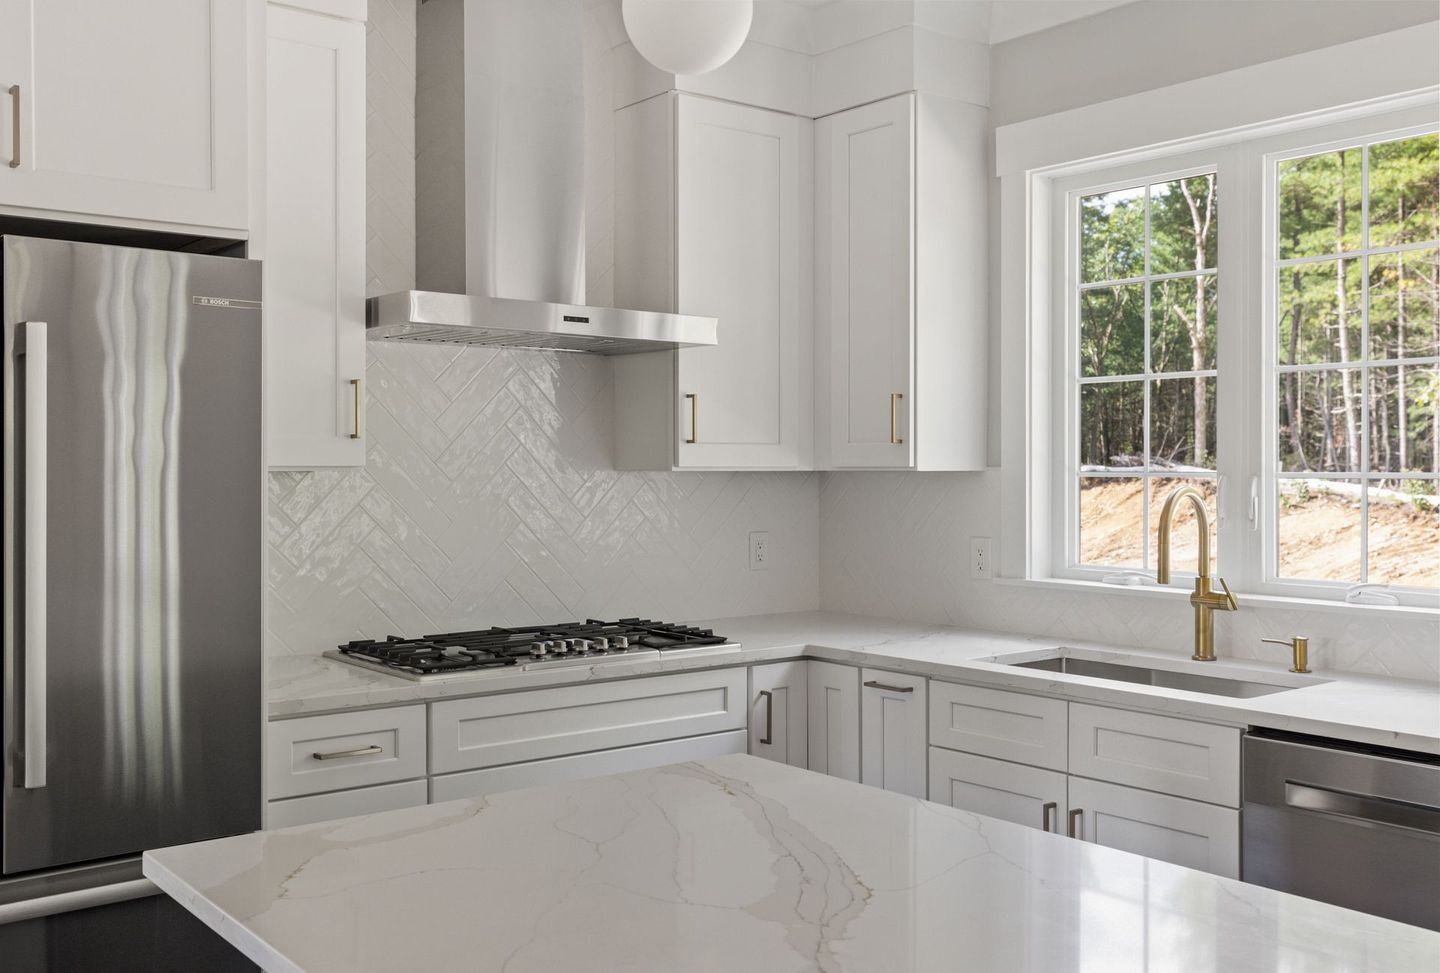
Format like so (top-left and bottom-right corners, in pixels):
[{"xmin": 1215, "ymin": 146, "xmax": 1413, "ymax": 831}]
[{"xmin": 991, "ymin": 648, "xmax": 1329, "ymax": 699}]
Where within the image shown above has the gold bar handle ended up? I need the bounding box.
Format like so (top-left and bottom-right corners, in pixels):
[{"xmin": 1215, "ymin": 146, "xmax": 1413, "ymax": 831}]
[
  {"xmin": 758, "ymin": 689, "xmax": 773, "ymax": 746},
  {"xmin": 312, "ymin": 744, "xmax": 383, "ymax": 761},
  {"xmin": 890, "ymin": 392, "xmax": 903, "ymax": 445},
  {"xmin": 349, "ymin": 378, "xmax": 362, "ymax": 439},
  {"xmin": 684, "ymin": 393, "xmax": 697, "ymax": 444},
  {"xmin": 1041, "ymin": 801, "xmax": 1057, "ymax": 833},
  {"xmin": 8, "ymin": 84, "xmax": 19, "ymax": 169},
  {"xmin": 1067, "ymin": 808, "xmax": 1084, "ymax": 839},
  {"xmin": 863, "ymin": 680, "xmax": 913, "ymax": 694}
]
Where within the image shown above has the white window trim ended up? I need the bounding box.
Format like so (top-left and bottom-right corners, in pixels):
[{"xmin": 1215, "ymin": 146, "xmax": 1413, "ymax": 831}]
[{"xmin": 996, "ymin": 23, "xmax": 1440, "ymax": 617}]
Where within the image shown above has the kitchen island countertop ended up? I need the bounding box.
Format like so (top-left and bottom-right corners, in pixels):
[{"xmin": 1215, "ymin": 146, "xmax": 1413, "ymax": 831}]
[{"xmin": 145, "ymin": 753, "xmax": 1438, "ymax": 973}]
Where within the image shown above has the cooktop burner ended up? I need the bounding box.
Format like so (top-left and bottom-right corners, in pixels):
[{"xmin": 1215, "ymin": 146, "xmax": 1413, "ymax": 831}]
[{"xmin": 334, "ymin": 619, "xmax": 734, "ymax": 679}]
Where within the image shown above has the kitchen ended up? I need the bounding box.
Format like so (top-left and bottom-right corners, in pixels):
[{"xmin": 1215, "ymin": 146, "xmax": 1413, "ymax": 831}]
[{"xmin": 1, "ymin": 0, "xmax": 1438, "ymax": 970}]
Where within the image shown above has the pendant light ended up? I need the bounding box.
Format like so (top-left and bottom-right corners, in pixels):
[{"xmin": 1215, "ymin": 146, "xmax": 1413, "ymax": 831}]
[{"xmin": 621, "ymin": 0, "xmax": 754, "ymax": 76}]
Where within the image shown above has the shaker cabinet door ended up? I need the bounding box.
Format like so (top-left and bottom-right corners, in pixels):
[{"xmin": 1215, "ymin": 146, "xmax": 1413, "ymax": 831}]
[
  {"xmin": 0, "ymin": 0, "xmax": 248, "ymax": 230},
  {"xmin": 263, "ymin": 3, "xmax": 367, "ymax": 468},
  {"xmin": 673, "ymin": 95, "xmax": 810, "ymax": 469},
  {"xmin": 818, "ymin": 94, "xmax": 913, "ymax": 468},
  {"xmin": 749, "ymin": 662, "xmax": 809, "ymax": 768}
]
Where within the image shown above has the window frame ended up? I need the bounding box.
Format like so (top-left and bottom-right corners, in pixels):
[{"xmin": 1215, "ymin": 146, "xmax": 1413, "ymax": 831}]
[{"xmin": 1045, "ymin": 105, "xmax": 1439, "ymax": 607}]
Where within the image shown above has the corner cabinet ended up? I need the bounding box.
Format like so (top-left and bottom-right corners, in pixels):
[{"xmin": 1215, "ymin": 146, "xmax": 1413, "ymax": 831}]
[
  {"xmin": 614, "ymin": 92, "xmax": 813, "ymax": 471},
  {"xmin": 859, "ymin": 669, "xmax": 927, "ymax": 797},
  {"xmin": 0, "ymin": 0, "xmax": 249, "ymax": 231},
  {"xmin": 749, "ymin": 662, "xmax": 809, "ymax": 768},
  {"xmin": 814, "ymin": 93, "xmax": 988, "ymax": 470},
  {"xmin": 261, "ymin": 1, "xmax": 367, "ymax": 469}
]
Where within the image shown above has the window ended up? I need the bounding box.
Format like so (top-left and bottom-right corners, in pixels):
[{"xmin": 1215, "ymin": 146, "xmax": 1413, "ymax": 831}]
[
  {"xmin": 1074, "ymin": 173, "xmax": 1218, "ymax": 574},
  {"xmin": 1050, "ymin": 107, "xmax": 1439, "ymax": 605},
  {"xmin": 1270, "ymin": 133, "xmax": 1439, "ymax": 589}
]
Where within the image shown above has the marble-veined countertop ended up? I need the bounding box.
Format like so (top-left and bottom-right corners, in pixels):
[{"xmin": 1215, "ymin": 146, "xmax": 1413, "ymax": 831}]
[
  {"xmin": 267, "ymin": 611, "xmax": 1440, "ymax": 753},
  {"xmin": 145, "ymin": 753, "xmax": 1438, "ymax": 973}
]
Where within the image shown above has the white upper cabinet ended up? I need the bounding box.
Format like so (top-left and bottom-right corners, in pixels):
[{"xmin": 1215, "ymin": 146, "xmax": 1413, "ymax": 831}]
[
  {"xmin": 0, "ymin": 0, "xmax": 249, "ymax": 231},
  {"xmin": 261, "ymin": 2, "xmax": 366, "ymax": 469},
  {"xmin": 815, "ymin": 92, "xmax": 988, "ymax": 470},
  {"xmin": 614, "ymin": 92, "xmax": 813, "ymax": 470}
]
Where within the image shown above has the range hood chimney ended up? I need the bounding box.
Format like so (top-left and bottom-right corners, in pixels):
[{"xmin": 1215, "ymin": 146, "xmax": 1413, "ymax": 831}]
[{"xmin": 368, "ymin": 0, "xmax": 716, "ymax": 354}]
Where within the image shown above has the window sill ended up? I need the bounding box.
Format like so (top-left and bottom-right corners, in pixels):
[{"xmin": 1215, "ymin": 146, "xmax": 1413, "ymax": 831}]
[{"xmin": 993, "ymin": 575, "xmax": 1440, "ymax": 621}]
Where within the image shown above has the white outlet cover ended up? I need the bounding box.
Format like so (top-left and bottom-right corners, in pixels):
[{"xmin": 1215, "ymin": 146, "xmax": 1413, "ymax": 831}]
[{"xmin": 749, "ymin": 531, "xmax": 769, "ymax": 571}]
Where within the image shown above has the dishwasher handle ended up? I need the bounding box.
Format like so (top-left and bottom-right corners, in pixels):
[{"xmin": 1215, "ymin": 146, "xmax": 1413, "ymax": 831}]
[{"xmin": 1285, "ymin": 780, "xmax": 1440, "ymax": 836}]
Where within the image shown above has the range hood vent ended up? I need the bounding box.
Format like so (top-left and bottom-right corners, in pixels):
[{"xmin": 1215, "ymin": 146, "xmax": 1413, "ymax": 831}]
[
  {"xmin": 366, "ymin": 291, "xmax": 716, "ymax": 355},
  {"xmin": 367, "ymin": 0, "xmax": 716, "ymax": 354}
]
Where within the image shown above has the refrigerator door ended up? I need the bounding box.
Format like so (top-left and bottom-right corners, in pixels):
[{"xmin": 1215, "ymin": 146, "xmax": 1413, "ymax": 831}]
[{"xmin": 2, "ymin": 237, "xmax": 262, "ymax": 874}]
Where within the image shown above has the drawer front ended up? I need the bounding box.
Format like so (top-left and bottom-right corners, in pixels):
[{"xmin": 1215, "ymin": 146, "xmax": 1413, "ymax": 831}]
[
  {"xmin": 928, "ymin": 747, "xmax": 1068, "ymax": 835},
  {"xmin": 430, "ymin": 670, "xmax": 748, "ymax": 775},
  {"xmin": 1069, "ymin": 776, "xmax": 1240, "ymax": 878},
  {"xmin": 1068, "ymin": 703, "xmax": 1240, "ymax": 806},
  {"xmin": 266, "ymin": 779, "xmax": 429, "ymax": 829},
  {"xmin": 430, "ymin": 730, "xmax": 748, "ymax": 803},
  {"xmin": 928, "ymin": 682, "xmax": 1067, "ymax": 771},
  {"xmin": 267, "ymin": 705, "xmax": 427, "ymax": 799}
]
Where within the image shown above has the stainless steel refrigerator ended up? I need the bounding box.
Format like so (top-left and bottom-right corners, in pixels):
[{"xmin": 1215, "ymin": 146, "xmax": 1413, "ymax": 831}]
[{"xmin": 0, "ymin": 236, "xmax": 261, "ymax": 969}]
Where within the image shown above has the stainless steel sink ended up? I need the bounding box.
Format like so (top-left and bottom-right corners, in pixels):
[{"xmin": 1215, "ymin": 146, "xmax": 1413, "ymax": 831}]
[{"xmin": 1010, "ymin": 656, "xmax": 1298, "ymax": 698}]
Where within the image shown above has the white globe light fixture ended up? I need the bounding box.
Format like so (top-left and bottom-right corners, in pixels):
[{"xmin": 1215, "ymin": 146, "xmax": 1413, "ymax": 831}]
[{"xmin": 622, "ymin": 0, "xmax": 754, "ymax": 76}]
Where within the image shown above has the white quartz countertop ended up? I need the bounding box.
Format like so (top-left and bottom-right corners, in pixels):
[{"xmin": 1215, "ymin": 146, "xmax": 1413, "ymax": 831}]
[
  {"xmin": 146, "ymin": 753, "xmax": 1437, "ymax": 973},
  {"xmin": 268, "ymin": 611, "xmax": 1440, "ymax": 753}
]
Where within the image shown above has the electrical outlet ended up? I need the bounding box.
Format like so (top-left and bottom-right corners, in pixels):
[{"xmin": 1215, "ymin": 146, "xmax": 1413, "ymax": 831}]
[
  {"xmin": 749, "ymin": 531, "xmax": 769, "ymax": 571},
  {"xmin": 970, "ymin": 537, "xmax": 992, "ymax": 579}
]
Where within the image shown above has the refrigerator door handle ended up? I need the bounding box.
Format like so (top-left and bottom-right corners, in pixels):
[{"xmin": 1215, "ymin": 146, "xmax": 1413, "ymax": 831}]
[{"xmin": 19, "ymin": 321, "xmax": 47, "ymax": 789}]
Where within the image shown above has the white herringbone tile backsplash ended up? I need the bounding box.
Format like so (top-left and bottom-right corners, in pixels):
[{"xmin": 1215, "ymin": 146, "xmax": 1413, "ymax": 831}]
[
  {"xmin": 266, "ymin": 345, "xmax": 820, "ymax": 654},
  {"xmin": 819, "ymin": 471, "xmax": 1440, "ymax": 682}
]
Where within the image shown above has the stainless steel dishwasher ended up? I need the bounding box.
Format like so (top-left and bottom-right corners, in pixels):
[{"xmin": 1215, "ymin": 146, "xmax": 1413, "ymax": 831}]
[{"xmin": 1243, "ymin": 729, "xmax": 1440, "ymax": 930}]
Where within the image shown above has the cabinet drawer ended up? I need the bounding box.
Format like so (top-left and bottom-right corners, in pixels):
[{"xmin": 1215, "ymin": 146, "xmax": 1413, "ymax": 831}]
[
  {"xmin": 430, "ymin": 670, "xmax": 748, "ymax": 775},
  {"xmin": 928, "ymin": 682, "xmax": 1067, "ymax": 771},
  {"xmin": 430, "ymin": 730, "xmax": 748, "ymax": 803},
  {"xmin": 1068, "ymin": 704, "xmax": 1240, "ymax": 806},
  {"xmin": 266, "ymin": 779, "xmax": 429, "ymax": 829},
  {"xmin": 928, "ymin": 748, "xmax": 1068, "ymax": 834},
  {"xmin": 267, "ymin": 705, "xmax": 427, "ymax": 799},
  {"xmin": 1069, "ymin": 777, "xmax": 1239, "ymax": 878}
]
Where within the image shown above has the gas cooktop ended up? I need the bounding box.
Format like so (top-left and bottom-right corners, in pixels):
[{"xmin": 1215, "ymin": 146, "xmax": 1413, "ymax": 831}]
[{"xmin": 329, "ymin": 619, "xmax": 738, "ymax": 680}]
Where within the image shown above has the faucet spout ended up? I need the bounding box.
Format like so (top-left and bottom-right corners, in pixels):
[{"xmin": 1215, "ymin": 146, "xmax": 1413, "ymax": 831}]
[{"xmin": 1156, "ymin": 486, "xmax": 1211, "ymax": 584}]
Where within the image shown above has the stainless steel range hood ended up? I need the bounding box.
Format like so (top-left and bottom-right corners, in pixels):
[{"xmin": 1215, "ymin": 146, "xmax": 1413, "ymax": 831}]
[
  {"xmin": 366, "ymin": 291, "xmax": 716, "ymax": 354},
  {"xmin": 367, "ymin": 0, "xmax": 716, "ymax": 354}
]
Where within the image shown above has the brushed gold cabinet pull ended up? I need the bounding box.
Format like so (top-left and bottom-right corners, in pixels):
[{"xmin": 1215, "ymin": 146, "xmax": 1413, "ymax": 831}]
[
  {"xmin": 8, "ymin": 85, "xmax": 19, "ymax": 169},
  {"xmin": 890, "ymin": 392, "xmax": 903, "ymax": 444},
  {"xmin": 349, "ymin": 378, "xmax": 362, "ymax": 439},
  {"xmin": 312, "ymin": 744, "xmax": 383, "ymax": 761},
  {"xmin": 684, "ymin": 393, "xmax": 697, "ymax": 444},
  {"xmin": 1068, "ymin": 808, "xmax": 1084, "ymax": 839},
  {"xmin": 758, "ymin": 689, "xmax": 773, "ymax": 746},
  {"xmin": 1042, "ymin": 801, "xmax": 1057, "ymax": 833}
]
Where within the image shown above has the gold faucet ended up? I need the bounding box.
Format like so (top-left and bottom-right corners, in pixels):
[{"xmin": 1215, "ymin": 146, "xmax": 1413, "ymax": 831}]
[{"xmin": 1156, "ymin": 485, "xmax": 1237, "ymax": 662}]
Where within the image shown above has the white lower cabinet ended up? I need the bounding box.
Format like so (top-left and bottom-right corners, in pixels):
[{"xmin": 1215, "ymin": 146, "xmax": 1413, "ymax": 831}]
[
  {"xmin": 267, "ymin": 779, "xmax": 428, "ymax": 829},
  {"xmin": 925, "ymin": 681, "xmax": 1242, "ymax": 878},
  {"xmin": 749, "ymin": 662, "xmax": 809, "ymax": 768},
  {"xmin": 807, "ymin": 661, "xmax": 861, "ymax": 781},
  {"xmin": 1067, "ymin": 777, "xmax": 1241, "ymax": 879},
  {"xmin": 429, "ymin": 670, "xmax": 747, "ymax": 775},
  {"xmin": 431, "ymin": 730, "xmax": 748, "ymax": 803},
  {"xmin": 266, "ymin": 704, "xmax": 427, "ymax": 800},
  {"xmin": 860, "ymin": 669, "xmax": 927, "ymax": 798},
  {"xmin": 928, "ymin": 747, "xmax": 1067, "ymax": 834}
]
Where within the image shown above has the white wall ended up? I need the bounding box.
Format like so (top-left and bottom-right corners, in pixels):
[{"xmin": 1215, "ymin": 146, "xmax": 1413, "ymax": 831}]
[
  {"xmin": 265, "ymin": 0, "xmax": 819, "ymax": 656},
  {"xmin": 820, "ymin": 1, "xmax": 1440, "ymax": 682}
]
